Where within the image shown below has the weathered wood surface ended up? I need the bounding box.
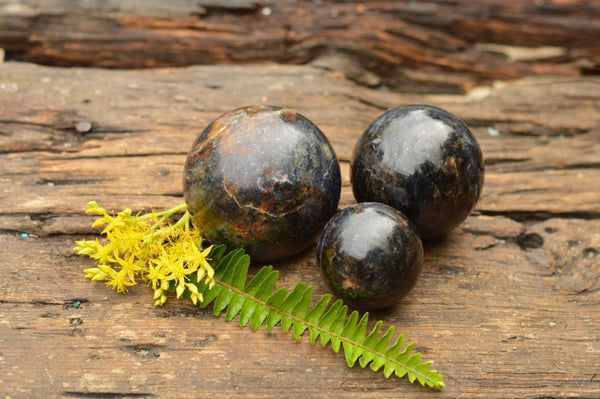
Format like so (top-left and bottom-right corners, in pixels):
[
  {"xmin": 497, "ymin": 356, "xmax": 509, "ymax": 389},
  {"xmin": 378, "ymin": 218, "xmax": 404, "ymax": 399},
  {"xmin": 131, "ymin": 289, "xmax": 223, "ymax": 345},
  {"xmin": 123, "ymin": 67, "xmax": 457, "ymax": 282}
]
[
  {"xmin": 1, "ymin": 62, "xmax": 599, "ymax": 398},
  {"xmin": 1, "ymin": 0, "xmax": 599, "ymax": 93}
]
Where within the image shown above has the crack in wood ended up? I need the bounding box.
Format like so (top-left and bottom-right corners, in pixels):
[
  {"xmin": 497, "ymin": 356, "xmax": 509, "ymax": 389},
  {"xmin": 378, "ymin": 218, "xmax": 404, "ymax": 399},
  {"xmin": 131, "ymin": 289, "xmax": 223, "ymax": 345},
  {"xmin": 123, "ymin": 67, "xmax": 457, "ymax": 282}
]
[
  {"xmin": 340, "ymin": 93, "xmax": 389, "ymax": 111},
  {"xmin": 486, "ymin": 162, "xmax": 600, "ymax": 172},
  {"xmin": 61, "ymin": 392, "xmax": 156, "ymax": 398},
  {"xmin": 45, "ymin": 152, "xmax": 188, "ymax": 161},
  {"xmin": 0, "ymin": 119, "xmax": 146, "ymax": 136},
  {"xmin": 479, "ymin": 210, "xmax": 600, "ymax": 222},
  {"xmin": 515, "ymin": 233, "xmax": 545, "ymax": 250},
  {"xmin": 121, "ymin": 343, "xmax": 164, "ymax": 359},
  {"xmin": 0, "ymin": 298, "xmax": 89, "ymax": 307},
  {"xmin": 484, "ymin": 157, "xmax": 530, "ymax": 166},
  {"xmin": 36, "ymin": 177, "xmax": 106, "ymax": 186}
]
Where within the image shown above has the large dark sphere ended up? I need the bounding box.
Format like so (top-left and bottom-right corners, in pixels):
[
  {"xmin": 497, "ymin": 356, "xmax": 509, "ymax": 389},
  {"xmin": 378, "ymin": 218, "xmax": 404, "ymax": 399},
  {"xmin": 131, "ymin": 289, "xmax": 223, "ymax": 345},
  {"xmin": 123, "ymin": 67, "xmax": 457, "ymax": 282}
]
[
  {"xmin": 317, "ymin": 202, "xmax": 423, "ymax": 310},
  {"xmin": 184, "ymin": 105, "xmax": 341, "ymax": 262},
  {"xmin": 351, "ymin": 105, "xmax": 484, "ymax": 239}
]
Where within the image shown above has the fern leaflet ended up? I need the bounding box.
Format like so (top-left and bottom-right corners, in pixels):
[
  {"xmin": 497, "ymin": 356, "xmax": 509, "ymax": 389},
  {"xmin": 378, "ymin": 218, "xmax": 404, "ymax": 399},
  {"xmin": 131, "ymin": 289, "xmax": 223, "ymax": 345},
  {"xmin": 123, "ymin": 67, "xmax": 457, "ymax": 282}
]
[{"xmin": 184, "ymin": 245, "xmax": 445, "ymax": 389}]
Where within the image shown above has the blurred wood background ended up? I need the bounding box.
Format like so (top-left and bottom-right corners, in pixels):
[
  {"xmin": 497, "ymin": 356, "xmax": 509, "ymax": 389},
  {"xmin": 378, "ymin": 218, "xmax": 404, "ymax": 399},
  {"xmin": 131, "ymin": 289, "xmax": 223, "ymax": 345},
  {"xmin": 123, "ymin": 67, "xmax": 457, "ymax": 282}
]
[
  {"xmin": 1, "ymin": 0, "xmax": 599, "ymax": 93},
  {"xmin": 1, "ymin": 1, "xmax": 599, "ymax": 398}
]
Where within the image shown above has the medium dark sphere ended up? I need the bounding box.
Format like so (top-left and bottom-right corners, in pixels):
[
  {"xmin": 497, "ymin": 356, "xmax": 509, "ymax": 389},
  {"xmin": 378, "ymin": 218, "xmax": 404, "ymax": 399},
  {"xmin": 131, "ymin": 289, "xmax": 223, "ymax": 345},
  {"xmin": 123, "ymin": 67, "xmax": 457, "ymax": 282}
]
[
  {"xmin": 317, "ymin": 202, "xmax": 423, "ymax": 310},
  {"xmin": 351, "ymin": 105, "xmax": 484, "ymax": 239},
  {"xmin": 184, "ymin": 105, "xmax": 341, "ymax": 262}
]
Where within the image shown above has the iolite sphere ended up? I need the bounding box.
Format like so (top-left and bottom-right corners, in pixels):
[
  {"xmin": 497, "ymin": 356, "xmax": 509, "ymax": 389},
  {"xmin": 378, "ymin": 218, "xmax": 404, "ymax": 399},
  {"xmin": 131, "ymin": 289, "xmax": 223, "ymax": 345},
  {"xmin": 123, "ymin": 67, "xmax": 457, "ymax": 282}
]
[
  {"xmin": 317, "ymin": 202, "xmax": 423, "ymax": 310},
  {"xmin": 184, "ymin": 105, "xmax": 341, "ymax": 262},
  {"xmin": 351, "ymin": 105, "xmax": 484, "ymax": 239}
]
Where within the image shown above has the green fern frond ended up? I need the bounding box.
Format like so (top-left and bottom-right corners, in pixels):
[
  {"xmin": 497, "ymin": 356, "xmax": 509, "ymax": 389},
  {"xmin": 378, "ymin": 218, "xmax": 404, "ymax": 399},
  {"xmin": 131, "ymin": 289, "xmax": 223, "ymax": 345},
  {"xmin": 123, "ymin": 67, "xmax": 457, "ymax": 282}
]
[{"xmin": 186, "ymin": 245, "xmax": 446, "ymax": 389}]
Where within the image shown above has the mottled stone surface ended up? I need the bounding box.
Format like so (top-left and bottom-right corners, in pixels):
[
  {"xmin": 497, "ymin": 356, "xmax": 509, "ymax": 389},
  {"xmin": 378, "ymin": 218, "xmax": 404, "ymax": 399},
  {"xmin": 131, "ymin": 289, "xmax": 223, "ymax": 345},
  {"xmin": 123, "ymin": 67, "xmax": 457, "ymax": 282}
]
[
  {"xmin": 184, "ymin": 105, "xmax": 341, "ymax": 262},
  {"xmin": 317, "ymin": 202, "xmax": 423, "ymax": 310},
  {"xmin": 350, "ymin": 105, "xmax": 484, "ymax": 239}
]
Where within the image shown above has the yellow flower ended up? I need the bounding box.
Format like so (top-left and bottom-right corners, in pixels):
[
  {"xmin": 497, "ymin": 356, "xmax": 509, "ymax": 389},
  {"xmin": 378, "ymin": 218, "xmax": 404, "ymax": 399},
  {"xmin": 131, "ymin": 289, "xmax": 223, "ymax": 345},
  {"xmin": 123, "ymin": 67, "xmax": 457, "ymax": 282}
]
[
  {"xmin": 85, "ymin": 200, "xmax": 106, "ymax": 216},
  {"xmin": 111, "ymin": 252, "xmax": 140, "ymax": 285},
  {"xmin": 77, "ymin": 202, "xmax": 216, "ymax": 306},
  {"xmin": 97, "ymin": 264, "xmax": 135, "ymax": 293},
  {"xmin": 83, "ymin": 267, "xmax": 109, "ymax": 281},
  {"xmin": 89, "ymin": 239, "xmax": 114, "ymax": 265},
  {"xmin": 145, "ymin": 263, "xmax": 165, "ymax": 291},
  {"xmin": 185, "ymin": 283, "xmax": 204, "ymax": 305},
  {"xmin": 74, "ymin": 239, "xmax": 98, "ymax": 256}
]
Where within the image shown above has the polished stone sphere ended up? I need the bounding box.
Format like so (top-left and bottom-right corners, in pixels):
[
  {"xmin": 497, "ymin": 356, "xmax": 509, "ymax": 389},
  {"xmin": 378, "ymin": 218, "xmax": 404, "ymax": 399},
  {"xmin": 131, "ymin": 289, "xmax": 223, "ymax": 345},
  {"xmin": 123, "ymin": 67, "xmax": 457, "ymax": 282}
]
[
  {"xmin": 351, "ymin": 105, "xmax": 484, "ymax": 239},
  {"xmin": 184, "ymin": 105, "xmax": 341, "ymax": 262},
  {"xmin": 317, "ymin": 202, "xmax": 423, "ymax": 310}
]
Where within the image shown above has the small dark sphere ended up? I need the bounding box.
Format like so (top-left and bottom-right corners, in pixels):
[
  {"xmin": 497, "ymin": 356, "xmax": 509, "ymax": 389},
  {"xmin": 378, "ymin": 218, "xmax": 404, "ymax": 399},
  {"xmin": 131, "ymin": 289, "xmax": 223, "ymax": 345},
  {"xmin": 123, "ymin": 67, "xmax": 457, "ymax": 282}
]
[
  {"xmin": 184, "ymin": 105, "xmax": 341, "ymax": 262},
  {"xmin": 350, "ymin": 104, "xmax": 484, "ymax": 239},
  {"xmin": 317, "ymin": 202, "xmax": 423, "ymax": 310}
]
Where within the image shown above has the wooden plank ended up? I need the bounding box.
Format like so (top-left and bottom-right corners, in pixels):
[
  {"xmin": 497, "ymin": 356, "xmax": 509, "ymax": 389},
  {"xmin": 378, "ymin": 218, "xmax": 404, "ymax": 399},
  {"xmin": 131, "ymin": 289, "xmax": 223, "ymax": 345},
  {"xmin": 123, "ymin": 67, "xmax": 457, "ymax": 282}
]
[
  {"xmin": 1, "ymin": 62, "xmax": 599, "ymax": 397},
  {"xmin": 1, "ymin": 0, "xmax": 599, "ymax": 93}
]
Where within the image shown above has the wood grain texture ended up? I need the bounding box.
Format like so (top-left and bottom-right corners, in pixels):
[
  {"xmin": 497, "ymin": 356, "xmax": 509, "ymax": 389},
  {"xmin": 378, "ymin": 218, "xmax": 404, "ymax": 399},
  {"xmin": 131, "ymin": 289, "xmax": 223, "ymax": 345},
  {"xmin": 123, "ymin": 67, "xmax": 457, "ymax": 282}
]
[
  {"xmin": 1, "ymin": 62, "xmax": 599, "ymax": 398},
  {"xmin": 1, "ymin": 0, "xmax": 599, "ymax": 93}
]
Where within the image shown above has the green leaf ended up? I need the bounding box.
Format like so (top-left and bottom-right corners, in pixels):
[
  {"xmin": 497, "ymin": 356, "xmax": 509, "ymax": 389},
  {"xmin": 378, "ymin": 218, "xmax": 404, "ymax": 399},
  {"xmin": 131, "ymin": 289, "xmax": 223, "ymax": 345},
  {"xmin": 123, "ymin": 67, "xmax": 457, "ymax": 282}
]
[{"xmin": 195, "ymin": 248, "xmax": 446, "ymax": 390}]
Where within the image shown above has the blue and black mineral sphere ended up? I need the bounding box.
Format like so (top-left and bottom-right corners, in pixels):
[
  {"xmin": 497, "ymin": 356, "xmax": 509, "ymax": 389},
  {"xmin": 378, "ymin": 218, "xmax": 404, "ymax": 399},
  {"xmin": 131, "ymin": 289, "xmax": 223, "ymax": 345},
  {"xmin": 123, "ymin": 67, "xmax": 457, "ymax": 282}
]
[
  {"xmin": 350, "ymin": 105, "xmax": 484, "ymax": 239},
  {"xmin": 184, "ymin": 105, "xmax": 341, "ymax": 262},
  {"xmin": 317, "ymin": 202, "xmax": 423, "ymax": 310}
]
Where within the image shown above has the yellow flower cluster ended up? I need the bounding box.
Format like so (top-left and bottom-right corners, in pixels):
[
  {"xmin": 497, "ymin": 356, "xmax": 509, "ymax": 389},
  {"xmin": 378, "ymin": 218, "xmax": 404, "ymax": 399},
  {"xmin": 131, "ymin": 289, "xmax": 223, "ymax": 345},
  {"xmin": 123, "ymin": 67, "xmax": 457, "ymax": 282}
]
[{"xmin": 74, "ymin": 201, "xmax": 214, "ymax": 306}]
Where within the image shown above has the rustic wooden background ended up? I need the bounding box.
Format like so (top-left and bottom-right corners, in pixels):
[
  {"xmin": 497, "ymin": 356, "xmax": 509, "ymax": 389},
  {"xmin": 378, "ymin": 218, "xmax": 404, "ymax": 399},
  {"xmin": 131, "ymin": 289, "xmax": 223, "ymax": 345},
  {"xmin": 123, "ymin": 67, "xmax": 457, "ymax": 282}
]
[
  {"xmin": 1, "ymin": 0, "xmax": 599, "ymax": 93},
  {"xmin": 1, "ymin": 1, "xmax": 599, "ymax": 398}
]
